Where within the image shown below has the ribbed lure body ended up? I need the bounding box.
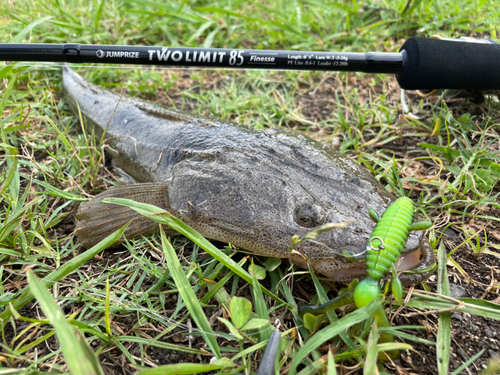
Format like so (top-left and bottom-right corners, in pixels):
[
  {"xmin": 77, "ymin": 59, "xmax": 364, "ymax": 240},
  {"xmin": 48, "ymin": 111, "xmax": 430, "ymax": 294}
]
[{"xmin": 365, "ymin": 197, "xmax": 415, "ymax": 281}]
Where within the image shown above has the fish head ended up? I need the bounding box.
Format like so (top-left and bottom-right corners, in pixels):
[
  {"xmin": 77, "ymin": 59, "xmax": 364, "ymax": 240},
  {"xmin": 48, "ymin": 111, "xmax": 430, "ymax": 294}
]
[{"xmin": 165, "ymin": 128, "xmax": 426, "ymax": 282}]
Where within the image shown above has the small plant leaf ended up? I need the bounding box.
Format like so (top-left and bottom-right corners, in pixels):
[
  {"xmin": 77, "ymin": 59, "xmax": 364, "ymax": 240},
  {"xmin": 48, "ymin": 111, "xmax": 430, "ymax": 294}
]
[
  {"xmin": 249, "ymin": 264, "xmax": 266, "ymax": 280},
  {"xmin": 489, "ymin": 163, "xmax": 500, "ymax": 177},
  {"xmin": 230, "ymin": 296, "xmax": 252, "ymax": 329},
  {"xmin": 241, "ymin": 318, "xmax": 270, "ymax": 331},
  {"xmin": 263, "ymin": 257, "xmax": 281, "ymax": 272},
  {"xmin": 218, "ymin": 317, "xmax": 244, "ymax": 340},
  {"xmin": 303, "ymin": 313, "xmax": 325, "ymax": 334}
]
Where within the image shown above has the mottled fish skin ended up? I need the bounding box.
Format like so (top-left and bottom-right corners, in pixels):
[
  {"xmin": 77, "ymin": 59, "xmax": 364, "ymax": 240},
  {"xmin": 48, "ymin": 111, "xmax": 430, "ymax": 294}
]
[{"xmin": 64, "ymin": 66, "xmax": 433, "ymax": 283}]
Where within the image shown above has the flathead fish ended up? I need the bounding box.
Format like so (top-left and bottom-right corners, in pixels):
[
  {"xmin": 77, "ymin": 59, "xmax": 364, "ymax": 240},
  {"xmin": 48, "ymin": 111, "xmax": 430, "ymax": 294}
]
[{"xmin": 63, "ymin": 66, "xmax": 433, "ymax": 283}]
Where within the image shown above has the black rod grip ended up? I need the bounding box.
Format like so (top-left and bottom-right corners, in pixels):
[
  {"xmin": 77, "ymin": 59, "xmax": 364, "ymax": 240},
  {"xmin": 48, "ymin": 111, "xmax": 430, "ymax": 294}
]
[{"xmin": 397, "ymin": 37, "xmax": 500, "ymax": 90}]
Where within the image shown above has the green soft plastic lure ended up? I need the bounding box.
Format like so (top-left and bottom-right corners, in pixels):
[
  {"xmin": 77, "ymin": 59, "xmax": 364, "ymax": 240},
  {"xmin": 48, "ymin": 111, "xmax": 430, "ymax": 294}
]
[
  {"xmin": 298, "ymin": 196, "xmax": 432, "ymax": 360},
  {"xmin": 353, "ymin": 197, "xmax": 432, "ymax": 308}
]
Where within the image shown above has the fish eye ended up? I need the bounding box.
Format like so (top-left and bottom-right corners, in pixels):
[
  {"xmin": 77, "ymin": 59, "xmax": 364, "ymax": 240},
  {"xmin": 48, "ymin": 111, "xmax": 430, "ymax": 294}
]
[{"xmin": 295, "ymin": 203, "xmax": 325, "ymax": 228}]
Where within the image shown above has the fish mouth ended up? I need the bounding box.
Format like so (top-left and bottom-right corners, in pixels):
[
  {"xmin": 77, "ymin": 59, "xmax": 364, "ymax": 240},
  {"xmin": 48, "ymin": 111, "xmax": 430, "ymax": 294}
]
[
  {"xmin": 294, "ymin": 240, "xmax": 431, "ymax": 283},
  {"xmin": 331, "ymin": 246, "xmax": 424, "ymax": 281}
]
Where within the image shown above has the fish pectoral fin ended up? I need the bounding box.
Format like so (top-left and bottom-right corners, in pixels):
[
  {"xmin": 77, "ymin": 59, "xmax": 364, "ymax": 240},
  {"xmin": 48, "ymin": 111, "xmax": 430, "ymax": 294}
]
[
  {"xmin": 75, "ymin": 183, "xmax": 169, "ymax": 248},
  {"xmin": 290, "ymin": 250, "xmax": 308, "ymax": 268},
  {"xmin": 186, "ymin": 200, "xmax": 210, "ymax": 217}
]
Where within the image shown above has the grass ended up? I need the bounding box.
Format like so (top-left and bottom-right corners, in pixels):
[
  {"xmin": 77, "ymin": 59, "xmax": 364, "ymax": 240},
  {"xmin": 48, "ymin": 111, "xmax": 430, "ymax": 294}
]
[{"xmin": 1, "ymin": 0, "xmax": 500, "ymax": 374}]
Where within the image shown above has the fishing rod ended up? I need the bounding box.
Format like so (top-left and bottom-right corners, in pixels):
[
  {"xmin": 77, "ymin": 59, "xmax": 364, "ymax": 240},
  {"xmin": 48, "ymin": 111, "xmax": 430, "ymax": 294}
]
[{"xmin": 1, "ymin": 37, "xmax": 500, "ymax": 90}]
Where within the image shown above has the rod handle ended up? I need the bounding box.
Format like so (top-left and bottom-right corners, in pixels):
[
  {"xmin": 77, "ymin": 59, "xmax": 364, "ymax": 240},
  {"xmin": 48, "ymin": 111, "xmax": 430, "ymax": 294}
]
[{"xmin": 397, "ymin": 37, "xmax": 500, "ymax": 90}]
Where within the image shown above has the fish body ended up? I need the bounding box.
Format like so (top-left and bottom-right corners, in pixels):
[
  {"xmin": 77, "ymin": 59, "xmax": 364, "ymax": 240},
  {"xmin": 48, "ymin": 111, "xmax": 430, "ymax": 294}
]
[{"xmin": 63, "ymin": 66, "xmax": 433, "ymax": 283}]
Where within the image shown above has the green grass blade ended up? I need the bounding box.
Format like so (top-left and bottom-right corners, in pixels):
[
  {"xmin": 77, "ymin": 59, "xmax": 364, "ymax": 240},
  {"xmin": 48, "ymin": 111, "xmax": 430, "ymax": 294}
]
[
  {"xmin": 450, "ymin": 348, "xmax": 485, "ymax": 375},
  {"xmin": 288, "ymin": 296, "xmax": 382, "ymax": 375},
  {"xmin": 401, "ymin": 294, "xmax": 500, "ymax": 320},
  {"xmin": 160, "ymin": 227, "xmax": 221, "ymax": 358},
  {"xmin": 11, "ymin": 16, "xmax": 53, "ymax": 42},
  {"xmin": 364, "ymin": 323, "xmax": 378, "ymax": 374},
  {"xmin": 419, "ymin": 142, "xmax": 497, "ymax": 169},
  {"xmin": 327, "ymin": 350, "xmax": 337, "ymax": 375},
  {"xmin": 112, "ymin": 336, "xmax": 208, "ymax": 355},
  {"xmin": 457, "ymin": 298, "xmax": 500, "ymax": 317},
  {"xmin": 136, "ymin": 361, "xmax": 230, "ymax": 375},
  {"xmin": 0, "ymin": 74, "xmax": 16, "ymax": 116},
  {"xmin": 296, "ymin": 358, "xmax": 327, "ymax": 375},
  {"xmin": 378, "ymin": 327, "xmax": 435, "ymax": 346},
  {"xmin": 105, "ymin": 278, "xmax": 111, "ymax": 338},
  {"xmin": 0, "ymin": 196, "xmax": 45, "ymax": 242},
  {"xmin": 200, "ymin": 258, "xmax": 246, "ymax": 304},
  {"xmin": 308, "ymin": 264, "xmax": 358, "ymax": 352},
  {"xmin": 94, "ymin": 0, "xmax": 105, "ymax": 31},
  {"xmin": 27, "ymin": 270, "xmax": 104, "ymax": 375},
  {"xmin": 45, "ymin": 115, "xmax": 74, "ymax": 152},
  {"xmin": 0, "ymin": 223, "xmax": 130, "ymax": 325},
  {"xmin": 250, "ymin": 259, "xmax": 272, "ymax": 341},
  {"xmin": 0, "ymin": 64, "xmax": 15, "ymax": 79},
  {"xmin": 0, "ymin": 145, "xmax": 18, "ymax": 195},
  {"xmin": 229, "ymin": 328, "xmax": 294, "ymax": 363},
  {"xmin": 436, "ymin": 243, "xmax": 451, "ymax": 375},
  {"xmin": 16, "ymin": 330, "xmax": 56, "ymax": 355},
  {"xmin": 0, "ymin": 247, "xmax": 22, "ymax": 257}
]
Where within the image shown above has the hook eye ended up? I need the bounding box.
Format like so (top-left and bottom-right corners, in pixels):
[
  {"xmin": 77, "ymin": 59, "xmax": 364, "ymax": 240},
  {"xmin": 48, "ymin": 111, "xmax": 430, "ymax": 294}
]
[{"xmin": 369, "ymin": 236, "xmax": 385, "ymax": 251}]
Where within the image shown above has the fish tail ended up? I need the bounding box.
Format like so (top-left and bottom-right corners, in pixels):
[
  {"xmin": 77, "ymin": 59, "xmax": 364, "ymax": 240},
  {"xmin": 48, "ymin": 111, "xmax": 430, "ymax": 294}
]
[{"xmin": 75, "ymin": 183, "xmax": 169, "ymax": 248}]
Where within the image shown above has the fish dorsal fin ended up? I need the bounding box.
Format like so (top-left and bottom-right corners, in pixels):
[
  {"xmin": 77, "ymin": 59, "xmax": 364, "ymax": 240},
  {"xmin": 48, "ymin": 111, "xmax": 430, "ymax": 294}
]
[{"xmin": 136, "ymin": 103, "xmax": 192, "ymax": 122}]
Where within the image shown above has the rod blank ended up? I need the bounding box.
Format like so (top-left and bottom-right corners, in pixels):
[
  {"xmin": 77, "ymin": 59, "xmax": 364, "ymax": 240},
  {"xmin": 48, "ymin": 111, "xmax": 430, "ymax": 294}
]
[{"xmin": 0, "ymin": 43, "xmax": 403, "ymax": 74}]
